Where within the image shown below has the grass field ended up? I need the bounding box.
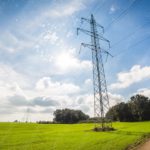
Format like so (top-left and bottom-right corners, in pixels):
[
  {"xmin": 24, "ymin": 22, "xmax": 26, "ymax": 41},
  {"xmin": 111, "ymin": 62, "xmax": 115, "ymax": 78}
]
[{"xmin": 0, "ymin": 122, "xmax": 150, "ymax": 150}]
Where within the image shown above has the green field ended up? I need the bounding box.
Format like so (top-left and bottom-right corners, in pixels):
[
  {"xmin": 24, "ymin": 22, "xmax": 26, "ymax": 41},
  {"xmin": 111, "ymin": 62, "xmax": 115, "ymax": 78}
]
[{"xmin": 0, "ymin": 122, "xmax": 150, "ymax": 150}]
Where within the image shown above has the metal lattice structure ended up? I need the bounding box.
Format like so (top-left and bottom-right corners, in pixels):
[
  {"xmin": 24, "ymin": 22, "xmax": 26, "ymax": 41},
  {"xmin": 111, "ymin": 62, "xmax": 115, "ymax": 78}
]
[{"xmin": 77, "ymin": 14, "xmax": 112, "ymax": 129}]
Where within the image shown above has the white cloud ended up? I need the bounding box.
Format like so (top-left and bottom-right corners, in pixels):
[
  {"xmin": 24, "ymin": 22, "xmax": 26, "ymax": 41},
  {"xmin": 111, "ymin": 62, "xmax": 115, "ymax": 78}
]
[
  {"xmin": 110, "ymin": 65, "xmax": 150, "ymax": 90},
  {"xmin": 0, "ymin": 64, "xmax": 30, "ymax": 120},
  {"xmin": 136, "ymin": 88, "xmax": 150, "ymax": 98},
  {"xmin": 0, "ymin": 57, "xmax": 92, "ymax": 121},
  {"xmin": 108, "ymin": 92, "xmax": 124, "ymax": 107},
  {"xmin": 54, "ymin": 50, "xmax": 92, "ymax": 74},
  {"xmin": 36, "ymin": 77, "xmax": 80, "ymax": 95},
  {"xmin": 0, "ymin": 64, "xmax": 28, "ymax": 98},
  {"xmin": 0, "ymin": 66, "xmax": 125, "ymax": 121}
]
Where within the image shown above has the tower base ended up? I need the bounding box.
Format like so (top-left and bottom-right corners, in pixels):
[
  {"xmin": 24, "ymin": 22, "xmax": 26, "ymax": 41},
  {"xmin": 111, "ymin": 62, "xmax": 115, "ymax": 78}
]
[{"xmin": 93, "ymin": 126, "xmax": 115, "ymax": 132}]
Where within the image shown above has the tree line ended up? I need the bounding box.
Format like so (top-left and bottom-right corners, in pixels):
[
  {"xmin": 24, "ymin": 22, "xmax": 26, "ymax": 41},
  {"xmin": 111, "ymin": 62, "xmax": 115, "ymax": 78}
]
[
  {"xmin": 38, "ymin": 94, "xmax": 150, "ymax": 124},
  {"xmin": 106, "ymin": 94, "xmax": 150, "ymax": 122}
]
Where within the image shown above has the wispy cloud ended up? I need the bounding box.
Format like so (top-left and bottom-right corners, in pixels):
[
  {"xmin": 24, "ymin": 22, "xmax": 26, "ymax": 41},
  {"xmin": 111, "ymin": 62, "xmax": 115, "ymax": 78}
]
[
  {"xmin": 47, "ymin": 0, "xmax": 86, "ymax": 18},
  {"xmin": 0, "ymin": 31, "xmax": 34, "ymax": 53}
]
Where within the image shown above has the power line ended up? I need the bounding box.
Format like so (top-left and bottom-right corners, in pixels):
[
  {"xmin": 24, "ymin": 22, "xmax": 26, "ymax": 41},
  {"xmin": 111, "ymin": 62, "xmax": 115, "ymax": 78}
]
[
  {"xmin": 105, "ymin": 0, "xmax": 139, "ymax": 31},
  {"xmin": 114, "ymin": 35, "xmax": 150, "ymax": 57},
  {"xmin": 111, "ymin": 22, "xmax": 150, "ymax": 48}
]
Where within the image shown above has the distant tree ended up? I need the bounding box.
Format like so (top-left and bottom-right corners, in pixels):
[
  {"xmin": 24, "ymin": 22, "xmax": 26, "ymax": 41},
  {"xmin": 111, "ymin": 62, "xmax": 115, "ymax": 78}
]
[
  {"xmin": 37, "ymin": 121, "xmax": 53, "ymax": 124},
  {"xmin": 53, "ymin": 108, "xmax": 89, "ymax": 123},
  {"xmin": 14, "ymin": 120, "xmax": 18, "ymax": 123},
  {"xmin": 106, "ymin": 94, "xmax": 150, "ymax": 122},
  {"xmin": 129, "ymin": 94, "xmax": 150, "ymax": 121}
]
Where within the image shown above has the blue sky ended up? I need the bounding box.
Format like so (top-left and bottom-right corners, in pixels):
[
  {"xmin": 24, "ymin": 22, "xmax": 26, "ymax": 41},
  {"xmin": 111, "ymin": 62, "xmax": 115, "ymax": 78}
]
[{"xmin": 0, "ymin": 0, "xmax": 150, "ymax": 121}]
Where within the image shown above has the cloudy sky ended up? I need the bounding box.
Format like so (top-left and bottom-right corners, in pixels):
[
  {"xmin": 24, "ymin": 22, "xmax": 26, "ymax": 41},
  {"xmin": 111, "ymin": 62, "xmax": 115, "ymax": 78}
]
[{"xmin": 0, "ymin": 0, "xmax": 150, "ymax": 122}]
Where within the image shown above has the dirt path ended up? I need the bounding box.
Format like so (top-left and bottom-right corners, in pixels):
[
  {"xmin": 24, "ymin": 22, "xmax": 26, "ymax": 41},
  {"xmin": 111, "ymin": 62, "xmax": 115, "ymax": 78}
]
[{"xmin": 135, "ymin": 139, "xmax": 150, "ymax": 150}]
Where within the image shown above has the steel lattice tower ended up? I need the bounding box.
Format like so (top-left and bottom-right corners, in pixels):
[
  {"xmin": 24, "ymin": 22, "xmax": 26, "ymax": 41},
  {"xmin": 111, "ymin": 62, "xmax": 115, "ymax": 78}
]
[{"xmin": 77, "ymin": 14, "xmax": 112, "ymax": 129}]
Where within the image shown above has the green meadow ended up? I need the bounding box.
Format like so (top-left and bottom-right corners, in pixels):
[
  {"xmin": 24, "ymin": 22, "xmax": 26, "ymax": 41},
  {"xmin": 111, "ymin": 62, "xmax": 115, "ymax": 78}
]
[{"xmin": 0, "ymin": 122, "xmax": 150, "ymax": 150}]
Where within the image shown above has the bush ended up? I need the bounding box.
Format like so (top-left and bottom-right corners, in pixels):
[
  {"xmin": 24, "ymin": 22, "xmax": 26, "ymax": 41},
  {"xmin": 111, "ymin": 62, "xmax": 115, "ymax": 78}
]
[{"xmin": 37, "ymin": 121, "xmax": 54, "ymax": 124}]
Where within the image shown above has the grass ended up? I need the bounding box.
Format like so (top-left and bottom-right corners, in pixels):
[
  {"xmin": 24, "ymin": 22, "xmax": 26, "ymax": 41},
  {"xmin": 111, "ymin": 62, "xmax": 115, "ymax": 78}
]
[{"xmin": 0, "ymin": 122, "xmax": 150, "ymax": 150}]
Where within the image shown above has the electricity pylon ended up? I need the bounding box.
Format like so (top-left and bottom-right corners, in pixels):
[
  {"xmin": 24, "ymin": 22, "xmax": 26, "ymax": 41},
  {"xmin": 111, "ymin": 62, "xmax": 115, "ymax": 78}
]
[{"xmin": 77, "ymin": 14, "xmax": 112, "ymax": 129}]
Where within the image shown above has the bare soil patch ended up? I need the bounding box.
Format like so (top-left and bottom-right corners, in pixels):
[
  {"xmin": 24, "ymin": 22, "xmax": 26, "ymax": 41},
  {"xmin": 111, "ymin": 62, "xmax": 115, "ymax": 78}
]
[{"xmin": 135, "ymin": 139, "xmax": 150, "ymax": 150}]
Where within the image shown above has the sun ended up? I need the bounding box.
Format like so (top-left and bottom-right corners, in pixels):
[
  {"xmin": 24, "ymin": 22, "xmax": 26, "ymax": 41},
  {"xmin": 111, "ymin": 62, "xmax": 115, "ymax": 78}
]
[{"xmin": 55, "ymin": 52, "xmax": 78, "ymax": 71}]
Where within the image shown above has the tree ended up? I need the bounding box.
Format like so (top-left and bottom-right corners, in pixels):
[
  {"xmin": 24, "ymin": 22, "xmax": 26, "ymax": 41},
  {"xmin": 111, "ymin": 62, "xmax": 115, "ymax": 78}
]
[
  {"xmin": 129, "ymin": 95, "xmax": 150, "ymax": 121},
  {"xmin": 106, "ymin": 102, "xmax": 133, "ymax": 121},
  {"xmin": 53, "ymin": 108, "xmax": 89, "ymax": 123},
  {"xmin": 106, "ymin": 94, "xmax": 150, "ymax": 122}
]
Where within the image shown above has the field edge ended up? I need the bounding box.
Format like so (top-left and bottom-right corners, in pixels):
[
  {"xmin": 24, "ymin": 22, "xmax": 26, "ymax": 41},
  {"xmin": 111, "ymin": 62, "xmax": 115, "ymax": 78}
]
[{"xmin": 126, "ymin": 133, "xmax": 150, "ymax": 150}]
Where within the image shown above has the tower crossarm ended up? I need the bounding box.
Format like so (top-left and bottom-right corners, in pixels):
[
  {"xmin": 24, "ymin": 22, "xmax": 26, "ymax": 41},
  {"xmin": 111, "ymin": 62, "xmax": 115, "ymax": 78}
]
[
  {"xmin": 98, "ymin": 35, "xmax": 110, "ymax": 48},
  {"xmin": 77, "ymin": 28, "xmax": 93, "ymax": 36},
  {"xmin": 81, "ymin": 17, "xmax": 104, "ymax": 33},
  {"xmin": 79, "ymin": 43, "xmax": 94, "ymax": 54},
  {"xmin": 81, "ymin": 43, "xmax": 94, "ymax": 49},
  {"xmin": 81, "ymin": 17, "xmax": 90, "ymax": 24},
  {"xmin": 77, "ymin": 27, "xmax": 109, "ymax": 47}
]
